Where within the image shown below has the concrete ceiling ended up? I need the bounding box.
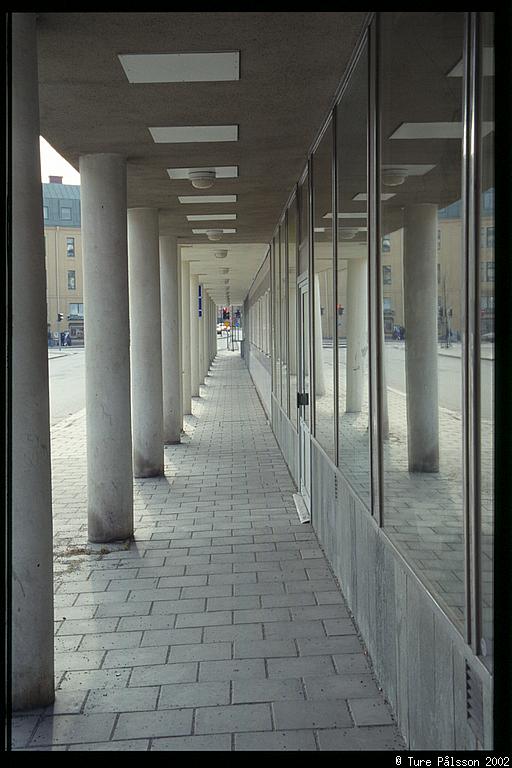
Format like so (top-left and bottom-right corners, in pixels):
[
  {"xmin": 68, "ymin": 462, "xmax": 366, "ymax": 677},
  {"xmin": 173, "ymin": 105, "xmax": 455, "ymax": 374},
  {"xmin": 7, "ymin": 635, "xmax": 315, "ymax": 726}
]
[{"xmin": 36, "ymin": 12, "xmax": 368, "ymax": 303}]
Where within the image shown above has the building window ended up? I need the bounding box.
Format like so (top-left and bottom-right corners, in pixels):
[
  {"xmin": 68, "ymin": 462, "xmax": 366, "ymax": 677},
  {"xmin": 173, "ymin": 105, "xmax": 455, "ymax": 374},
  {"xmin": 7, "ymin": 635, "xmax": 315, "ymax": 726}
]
[
  {"xmin": 486, "ymin": 227, "xmax": 494, "ymax": 248},
  {"xmin": 486, "ymin": 261, "xmax": 495, "ymax": 282},
  {"xmin": 383, "ymin": 297, "xmax": 392, "ymax": 313},
  {"xmin": 60, "ymin": 207, "xmax": 72, "ymax": 220},
  {"xmin": 382, "ymin": 236, "xmax": 391, "ymax": 253},
  {"xmin": 382, "ymin": 265, "xmax": 392, "ymax": 285},
  {"xmin": 43, "ymin": 206, "xmax": 49, "ymax": 220},
  {"xmin": 66, "ymin": 237, "xmax": 75, "ymax": 257},
  {"xmin": 437, "ymin": 263, "xmax": 441, "ymax": 284},
  {"xmin": 437, "ymin": 229, "xmax": 441, "ymax": 251},
  {"xmin": 69, "ymin": 302, "xmax": 84, "ymax": 317},
  {"xmin": 67, "ymin": 270, "xmax": 76, "ymax": 290}
]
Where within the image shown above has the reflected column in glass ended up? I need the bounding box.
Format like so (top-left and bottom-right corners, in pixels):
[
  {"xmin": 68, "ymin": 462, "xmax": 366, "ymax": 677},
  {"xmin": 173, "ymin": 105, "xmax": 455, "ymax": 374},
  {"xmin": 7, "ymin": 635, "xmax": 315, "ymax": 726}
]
[
  {"xmin": 312, "ymin": 123, "xmax": 335, "ymax": 461},
  {"xmin": 380, "ymin": 11, "xmax": 466, "ymax": 632},
  {"xmin": 336, "ymin": 44, "xmax": 370, "ymax": 504}
]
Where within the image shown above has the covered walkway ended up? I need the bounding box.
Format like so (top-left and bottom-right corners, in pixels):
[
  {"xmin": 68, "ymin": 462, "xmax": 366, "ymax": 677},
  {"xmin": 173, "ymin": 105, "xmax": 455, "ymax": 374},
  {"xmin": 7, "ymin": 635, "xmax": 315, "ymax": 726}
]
[{"xmin": 12, "ymin": 349, "xmax": 403, "ymax": 751}]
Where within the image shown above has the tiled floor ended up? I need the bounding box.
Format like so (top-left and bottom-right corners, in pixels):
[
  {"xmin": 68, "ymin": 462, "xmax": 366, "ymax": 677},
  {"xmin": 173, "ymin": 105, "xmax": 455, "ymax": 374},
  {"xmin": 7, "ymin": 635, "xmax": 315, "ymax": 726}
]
[{"xmin": 12, "ymin": 349, "xmax": 404, "ymax": 751}]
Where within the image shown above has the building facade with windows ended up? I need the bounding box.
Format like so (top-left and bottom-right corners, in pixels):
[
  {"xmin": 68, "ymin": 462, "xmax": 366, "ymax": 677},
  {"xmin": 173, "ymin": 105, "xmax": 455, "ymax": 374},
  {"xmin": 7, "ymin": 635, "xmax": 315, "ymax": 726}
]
[{"xmin": 43, "ymin": 180, "xmax": 84, "ymax": 342}]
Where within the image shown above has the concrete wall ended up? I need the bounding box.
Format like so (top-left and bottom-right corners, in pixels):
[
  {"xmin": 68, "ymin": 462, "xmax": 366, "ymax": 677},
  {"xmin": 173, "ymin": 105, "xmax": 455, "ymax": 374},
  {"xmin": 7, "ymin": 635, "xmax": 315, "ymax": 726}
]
[{"xmin": 310, "ymin": 438, "xmax": 493, "ymax": 750}]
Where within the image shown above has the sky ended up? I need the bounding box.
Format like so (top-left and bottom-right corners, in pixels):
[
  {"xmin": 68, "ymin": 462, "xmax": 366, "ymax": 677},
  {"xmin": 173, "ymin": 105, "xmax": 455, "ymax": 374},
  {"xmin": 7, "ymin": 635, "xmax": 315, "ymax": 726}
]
[{"xmin": 39, "ymin": 136, "xmax": 80, "ymax": 185}]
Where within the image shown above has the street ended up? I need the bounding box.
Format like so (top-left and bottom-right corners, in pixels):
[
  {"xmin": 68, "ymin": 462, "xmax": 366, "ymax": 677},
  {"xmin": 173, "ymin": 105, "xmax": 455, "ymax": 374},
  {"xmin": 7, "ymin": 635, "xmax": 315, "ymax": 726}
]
[{"xmin": 48, "ymin": 348, "xmax": 85, "ymax": 425}]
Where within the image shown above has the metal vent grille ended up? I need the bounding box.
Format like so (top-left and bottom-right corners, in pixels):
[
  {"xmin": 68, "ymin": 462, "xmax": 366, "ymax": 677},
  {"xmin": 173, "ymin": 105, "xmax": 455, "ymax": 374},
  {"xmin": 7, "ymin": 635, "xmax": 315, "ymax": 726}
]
[{"xmin": 465, "ymin": 661, "xmax": 484, "ymax": 743}]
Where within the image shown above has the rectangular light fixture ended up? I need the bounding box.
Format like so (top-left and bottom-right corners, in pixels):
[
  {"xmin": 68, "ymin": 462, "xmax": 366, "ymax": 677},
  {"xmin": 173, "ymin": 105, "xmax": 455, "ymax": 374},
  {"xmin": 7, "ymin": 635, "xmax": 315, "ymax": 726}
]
[
  {"xmin": 186, "ymin": 214, "xmax": 237, "ymax": 221},
  {"xmin": 179, "ymin": 195, "xmax": 237, "ymax": 204},
  {"xmin": 447, "ymin": 48, "xmax": 493, "ymax": 77},
  {"xmin": 353, "ymin": 193, "xmax": 395, "ymax": 201},
  {"xmin": 323, "ymin": 212, "xmax": 367, "ymax": 219},
  {"xmin": 389, "ymin": 122, "xmax": 494, "ymax": 140},
  {"xmin": 168, "ymin": 166, "xmax": 239, "ymax": 180},
  {"xmin": 119, "ymin": 52, "xmax": 240, "ymax": 83},
  {"xmin": 149, "ymin": 125, "xmax": 238, "ymax": 143},
  {"xmin": 192, "ymin": 228, "xmax": 236, "ymax": 234}
]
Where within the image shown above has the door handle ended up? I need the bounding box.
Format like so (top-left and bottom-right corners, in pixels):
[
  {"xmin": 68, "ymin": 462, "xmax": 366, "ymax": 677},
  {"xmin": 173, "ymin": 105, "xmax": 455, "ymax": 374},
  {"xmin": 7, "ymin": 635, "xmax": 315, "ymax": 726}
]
[{"xmin": 297, "ymin": 392, "xmax": 309, "ymax": 407}]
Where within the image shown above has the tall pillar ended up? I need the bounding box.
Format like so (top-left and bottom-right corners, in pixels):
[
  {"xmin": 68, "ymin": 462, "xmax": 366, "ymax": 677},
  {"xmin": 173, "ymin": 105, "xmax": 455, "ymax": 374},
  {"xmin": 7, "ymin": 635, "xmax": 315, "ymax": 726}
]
[
  {"xmin": 190, "ymin": 274, "xmax": 200, "ymax": 397},
  {"xmin": 128, "ymin": 208, "xmax": 164, "ymax": 477},
  {"xmin": 12, "ymin": 11, "xmax": 54, "ymax": 710},
  {"xmin": 181, "ymin": 260, "xmax": 191, "ymax": 415},
  {"xmin": 198, "ymin": 284, "xmax": 205, "ymax": 386},
  {"xmin": 314, "ymin": 273, "xmax": 326, "ymax": 396},
  {"xmin": 81, "ymin": 154, "xmax": 133, "ymax": 542},
  {"xmin": 203, "ymin": 291, "xmax": 210, "ymax": 384},
  {"xmin": 345, "ymin": 257, "xmax": 367, "ymax": 412},
  {"xmin": 403, "ymin": 204, "xmax": 439, "ymax": 472},
  {"xmin": 160, "ymin": 235, "xmax": 181, "ymax": 444}
]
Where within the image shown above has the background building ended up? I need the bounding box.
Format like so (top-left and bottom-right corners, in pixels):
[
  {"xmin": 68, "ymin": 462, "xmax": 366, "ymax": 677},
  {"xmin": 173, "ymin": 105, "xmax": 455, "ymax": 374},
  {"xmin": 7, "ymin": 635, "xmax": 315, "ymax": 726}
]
[{"xmin": 43, "ymin": 177, "xmax": 84, "ymax": 343}]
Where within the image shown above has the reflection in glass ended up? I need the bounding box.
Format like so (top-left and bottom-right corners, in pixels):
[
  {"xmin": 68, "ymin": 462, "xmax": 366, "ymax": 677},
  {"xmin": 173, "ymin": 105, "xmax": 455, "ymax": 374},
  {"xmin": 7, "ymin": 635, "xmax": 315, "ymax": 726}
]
[
  {"xmin": 478, "ymin": 11, "xmax": 494, "ymax": 670},
  {"xmin": 280, "ymin": 224, "xmax": 288, "ymax": 413},
  {"xmin": 313, "ymin": 122, "xmax": 335, "ymax": 461},
  {"xmin": 380, "ymin": 12, "xmax": 465, "ymax": 632},
  {"xmin": 272, "ymin": 238, "xmax": 281, "ymax": 402},
  {"xmin": 336, "ymin": 45, "xmax": 370, "ymax": 504},
  {"xmin": 288, "ymin": 200, "xmax": 298, "ymax": 428}
]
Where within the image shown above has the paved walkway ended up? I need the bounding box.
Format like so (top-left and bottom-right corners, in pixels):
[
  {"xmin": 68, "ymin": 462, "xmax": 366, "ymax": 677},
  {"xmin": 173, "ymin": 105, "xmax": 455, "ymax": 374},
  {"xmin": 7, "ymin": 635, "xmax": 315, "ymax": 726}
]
[{"xmin": 12, "ymin": 349, "xmax": 404, "ymax": 751}]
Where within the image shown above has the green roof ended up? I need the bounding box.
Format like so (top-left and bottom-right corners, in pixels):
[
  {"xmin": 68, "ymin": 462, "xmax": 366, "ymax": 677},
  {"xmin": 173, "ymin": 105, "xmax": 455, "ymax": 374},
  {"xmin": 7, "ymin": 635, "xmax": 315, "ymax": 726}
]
[{"xmin": 42, "ymin": 183, "xmax": 81, "ymax": 199}]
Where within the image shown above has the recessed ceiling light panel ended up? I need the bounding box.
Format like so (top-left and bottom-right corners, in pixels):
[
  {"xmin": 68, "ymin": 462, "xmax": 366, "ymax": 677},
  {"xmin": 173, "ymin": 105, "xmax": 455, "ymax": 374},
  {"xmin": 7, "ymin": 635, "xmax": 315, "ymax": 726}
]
[
  {"xmin": 389, "ymin": 122, "xmax": 493, "ymax": 140},
  {"xmin": 353, "ymin": 193, "xmax": 396, "ymax": 201},
  {"xmin": 192, "ymin": 228, "xmax": 236, "ymax": 234},
  {"xmin": 187, "ymin": 214, "xmax": 237, "ymax": 221},
  {"xmin": 149, "ymin": 125, "xmax": 238, "ymax": 143},
  {"xmin": 119, "ymin": 52, "xmax": 240, "ymax": 83},
  {"xmin": 179, "ymin": 195, "xmax": 237, "ymax": 204}
]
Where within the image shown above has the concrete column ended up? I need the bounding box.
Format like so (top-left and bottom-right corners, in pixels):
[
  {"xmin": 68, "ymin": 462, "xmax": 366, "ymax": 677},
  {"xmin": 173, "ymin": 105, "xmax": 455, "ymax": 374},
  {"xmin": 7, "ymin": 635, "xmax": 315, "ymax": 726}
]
[
  {"xmin": 181, "ymin": 260, "xmax": 191, "ymax": 414},
  {"xmin": 12, "ymin": 12, "xmax": 54, "ymax": 710},
  {"xmin": 128, "ymin": 207, "xmax": 164, "ymax": 477},
  {"xmin": 80, "ymin": 154, "xmax": 133, "ymax": 542},
  {"xmin": 198, "ymin": 284, "xmax": 205, "ymax": 385},
  {"xmin": 314, "ymin": 273, "xmax": 326, "ymax": 396},
  {"xmin": 159, "ymin": 235, "xmax": 181, "ymax": 444},
  {"xmin": 403, "ymin": 204, "xmax": 439, "ymax": 472},
  {"xmin": 190, "ymin": 274, "xmax": 200, "ymax": 397},
  {"xmin": 203, "ymin": 293, "xmax": 210, "ymax": 378},
  {"xmin": 345, "ymin": 257, "xmax": 367, "ymax": 412}
]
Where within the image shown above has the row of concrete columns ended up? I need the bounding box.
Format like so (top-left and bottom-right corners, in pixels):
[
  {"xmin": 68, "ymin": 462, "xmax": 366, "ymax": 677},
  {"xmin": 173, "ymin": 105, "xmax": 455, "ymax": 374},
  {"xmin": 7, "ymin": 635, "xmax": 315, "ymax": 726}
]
[{"xmin": 11, "ymin": 13, "xmax": 219, "ymax": 709}]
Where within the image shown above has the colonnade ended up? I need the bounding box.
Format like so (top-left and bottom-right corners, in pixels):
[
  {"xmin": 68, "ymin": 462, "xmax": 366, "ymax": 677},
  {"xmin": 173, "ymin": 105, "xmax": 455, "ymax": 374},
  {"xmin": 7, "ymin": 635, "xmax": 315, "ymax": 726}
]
[{"xmin": 11, "ymin": 13, "xmax": 219, "ymax": 709}]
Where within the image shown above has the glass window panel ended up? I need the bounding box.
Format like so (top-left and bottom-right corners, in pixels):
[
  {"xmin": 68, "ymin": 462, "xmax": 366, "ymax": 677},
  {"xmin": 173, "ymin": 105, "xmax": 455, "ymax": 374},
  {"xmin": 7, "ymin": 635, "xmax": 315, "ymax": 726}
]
[
  {"xmin": 67, "ymin": 270, "xmax": 76, "ymax": 290},
  {"xmin": 279, "ymin": 225, "xmax": 288, "ymax": 413},
  {"xmin": 66, "ymin": 237, "xmax": 75, "ymax": 257},
  {"xmin": 336, "ymin": 46, "xmax": 370, "ymax": 503},
  {"xmin": 380, "ymin": 12, "xmax": 465, "ymax": 632},
  {"xmin": 298, "ymin": 173, "xmax": 309, "ymax": 276},
  {"xmin": 288, "ymin": 198, "xmax": 298, "ymax": 429},
  {"xmin": 478, "ymin": 10, "xmax": 494, "ymax": 670},
  {"xmin": 60, "ymin": 206, "xmax": 72, "ymax": 220},
  {"xmin": 273, "ymin": 237, "xmax": 281, "ymax": 402},
  {"xmin": 313, "ymin": 122, "xmax": 335, "ymax": 461}
]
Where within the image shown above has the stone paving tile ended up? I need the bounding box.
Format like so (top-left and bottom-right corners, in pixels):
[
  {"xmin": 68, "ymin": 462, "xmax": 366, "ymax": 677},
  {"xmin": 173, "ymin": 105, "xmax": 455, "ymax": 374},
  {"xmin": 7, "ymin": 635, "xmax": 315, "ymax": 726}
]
[
  {"xmin": 158, "ymin": 681, "xmax": 231, "ymax": 710},
  {"xmin": 151, "ymin": 734, "xmax": 232, "ymax": 750},
  {"xmin": 68, "ymin": 739, "xmax": 150, "ymax": 751},
  {"xmin": 30, "ymin": 713, "xmax": 117, "ymax": 746},
  {"xmin": 113, "ymin": 708, "xmax": 194, "ymax": 740},
  {"xmin": 195, "ymin": 703, "xmax": 272, "ymax": 734},
  {"xmin": 232, "ymin": 678, "xmax": 306, "ymax": 705},
  {"xmin": 348, "ymin": 697, "xmax": 395, "ymax": 726},
  {"xmin": 11, "ymin": 716, "xmax": 39, "ymax": 749},
  {"xmin": 273, "ymin": 699, "xmax": 353, "ymax": 730},
  {"xmin": 317, "ymin": 725, "xmax": 404, "ymax": 751},
  {"xmin": 84, "ymin": 686, "xmax": 160, "ymax": 713},
  {"xmin": 30, "ymin": 350, "xmax": 405, "ymax": 751},
  {"xmin": 234, "ymin": 730, "xmax": 317, "ymax": 751}
]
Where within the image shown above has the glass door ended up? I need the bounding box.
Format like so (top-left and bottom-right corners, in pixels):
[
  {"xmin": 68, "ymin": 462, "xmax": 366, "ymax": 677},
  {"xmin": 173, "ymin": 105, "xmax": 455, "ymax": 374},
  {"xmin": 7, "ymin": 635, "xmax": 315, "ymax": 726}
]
[{"xmin": 298, "ymin": 277, "xmax": 311, "ymax": 511}]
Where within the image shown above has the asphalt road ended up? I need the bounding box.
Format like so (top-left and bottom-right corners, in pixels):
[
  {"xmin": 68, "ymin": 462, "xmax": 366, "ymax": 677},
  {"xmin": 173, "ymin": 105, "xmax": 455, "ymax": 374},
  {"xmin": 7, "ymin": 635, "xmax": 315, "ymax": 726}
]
[{"xmin": 48, "ymin": 348, "xmax": 86, "ymax": 426}]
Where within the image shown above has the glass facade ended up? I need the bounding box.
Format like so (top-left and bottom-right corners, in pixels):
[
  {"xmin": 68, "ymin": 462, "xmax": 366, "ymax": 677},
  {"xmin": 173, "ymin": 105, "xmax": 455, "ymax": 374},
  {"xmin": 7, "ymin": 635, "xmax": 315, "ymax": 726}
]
[
  {"xmin": 312, "ymin": 122, "xmax": 335, "ymax": 462},
  {"xmin": 336, "ymin": 43, "xmax": 370, "ymax": 504},
  {"xmin": 259, "ymin": 11, "xmax": 493, "ymax": 657},
  {"xmin": 478, "ymin": 11, "xmax": 494, "ymax": 670}
]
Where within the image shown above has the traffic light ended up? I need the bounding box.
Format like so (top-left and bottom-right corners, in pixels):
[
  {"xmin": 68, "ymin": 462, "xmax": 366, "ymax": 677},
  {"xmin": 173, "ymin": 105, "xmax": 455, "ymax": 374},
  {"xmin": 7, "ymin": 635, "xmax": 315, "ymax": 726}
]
[{"xmin": 57, "ymin": 312, "xmax": 63, "ymax": 322}]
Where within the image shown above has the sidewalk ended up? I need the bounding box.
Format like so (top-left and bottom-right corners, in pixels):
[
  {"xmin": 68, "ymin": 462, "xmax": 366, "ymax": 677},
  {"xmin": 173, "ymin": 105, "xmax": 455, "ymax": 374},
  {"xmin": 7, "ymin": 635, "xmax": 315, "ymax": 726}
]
[{"xmin": 12, "ymin": 349, "xmax": 404, "ymax": 751}]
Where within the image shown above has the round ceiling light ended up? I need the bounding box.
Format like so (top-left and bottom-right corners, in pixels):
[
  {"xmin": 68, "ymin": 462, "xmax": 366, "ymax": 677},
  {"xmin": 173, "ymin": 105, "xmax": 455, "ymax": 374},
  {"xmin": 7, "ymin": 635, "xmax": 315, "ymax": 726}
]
[
  {"xmin": 382, "ymin": 168, "xmax": 408, "ymax": 187},
  {"xmin": 188, "ymin": 169, "xmax": 216, "ymax": 189},
  {"xmin": 215, "ymin": 250, "xmax": 228, "ymax": 259},
  {"xmin": 206, "ymin": 229, "xmax": 223, "ymax": 241}
]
